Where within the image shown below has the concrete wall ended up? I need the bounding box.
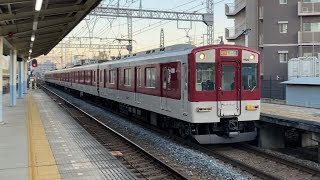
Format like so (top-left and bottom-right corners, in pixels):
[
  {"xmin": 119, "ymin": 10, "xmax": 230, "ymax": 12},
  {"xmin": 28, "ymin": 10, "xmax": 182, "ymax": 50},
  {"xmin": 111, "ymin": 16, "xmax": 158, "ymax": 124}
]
[
  {"xmin": 286, "ymin": 85, "xmax": 320, "ymax": 108},
  {"xmin": 2, "ymin": 55, "xmax": 9, "ymax": 70},
  {"xmin": 226, "ymin": 0, "xmax": 257, "ymax": 49},
  {"xmin": 259, "ymin": 0, "xmax": 300, "ymax": 45},
  {"xmin": 262, "ymin": 46, "xmax": 298, "ymax": 78},
  {"xmin": 226, "ymin": 0, "xmax": 320, "ymax": 86},
  {"xmin": 246, "ymin": 0, "xmax": 258, "ymax": 49}
]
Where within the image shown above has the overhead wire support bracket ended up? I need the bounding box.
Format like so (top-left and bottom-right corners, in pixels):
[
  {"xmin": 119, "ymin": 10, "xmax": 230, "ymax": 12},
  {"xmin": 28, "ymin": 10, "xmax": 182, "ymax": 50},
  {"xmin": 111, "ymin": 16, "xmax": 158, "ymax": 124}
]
[
  {"xmin": 55, "ymin": 44, "xmax": 127, "ymax": 49},
  {"xmin": 91, "ymin": 7, "xmax": 213, "ymax": 24},
  {"xmin": 91, "ymin": 6, "xmax": 214, "ymax": 45}
]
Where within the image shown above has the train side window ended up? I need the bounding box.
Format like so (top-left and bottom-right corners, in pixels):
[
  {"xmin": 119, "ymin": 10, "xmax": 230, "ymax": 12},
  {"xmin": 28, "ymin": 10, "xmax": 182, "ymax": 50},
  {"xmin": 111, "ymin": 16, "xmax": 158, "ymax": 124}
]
[
  {"xmin": 196, "ymin": 63, "xmax": 215, "ymax": 91},
  {"xmin": 124, "ymin": 68, "xmax": 131, "ymax": 86},
  {"xmin": 82, "ymin": 71, "xmax": 85, "ymax": 84},
  {"xmin": 100, "ymin": 70, "xmax": 103, "ymax": 82},
  {"xmin": 242, "ymin": 64, "xmax": 258, "ymax": 90},
  {"xmin": 109, "ymin": 70, "xmax": 115, "ymax": 84},
  {"xmin": 146, "ymin": 67, "xmax": 156, "ymax": 88},
  {"xmin": 104, "ymin": 69, "xmax": 107, "ymax": 87},
  {"xmin": 92, "ymin": 71, "xmax": 95, "ymax": 83},
  {"xmin": 136, "ymin": 67, "xmax": 141, "ymax": 87}
]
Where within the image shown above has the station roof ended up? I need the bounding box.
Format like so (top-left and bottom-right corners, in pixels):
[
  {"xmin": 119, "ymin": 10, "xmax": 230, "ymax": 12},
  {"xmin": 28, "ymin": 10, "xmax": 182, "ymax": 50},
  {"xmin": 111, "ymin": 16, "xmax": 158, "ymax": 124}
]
[
  {"xmin": 282, "ymin": 77, "xmax": 320, "ymax": 86},
  {"xmin": 0, "ymin": 0, "xmax": 102, "ymax": 59}
]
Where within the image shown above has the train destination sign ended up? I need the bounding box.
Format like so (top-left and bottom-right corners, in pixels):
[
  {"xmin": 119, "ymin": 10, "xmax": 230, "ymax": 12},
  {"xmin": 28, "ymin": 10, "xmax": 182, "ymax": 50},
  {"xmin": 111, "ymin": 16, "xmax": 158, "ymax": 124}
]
[{"xmin": 220, "ymin": 50, "xmax": 238, "ymax": 57}]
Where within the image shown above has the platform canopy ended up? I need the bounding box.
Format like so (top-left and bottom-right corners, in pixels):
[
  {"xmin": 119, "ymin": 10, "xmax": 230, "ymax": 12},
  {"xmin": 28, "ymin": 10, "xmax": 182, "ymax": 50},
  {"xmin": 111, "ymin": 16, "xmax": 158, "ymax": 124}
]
[{"xmin": 0, "ymin": 0, "xmax": 102, "ymax": 59}]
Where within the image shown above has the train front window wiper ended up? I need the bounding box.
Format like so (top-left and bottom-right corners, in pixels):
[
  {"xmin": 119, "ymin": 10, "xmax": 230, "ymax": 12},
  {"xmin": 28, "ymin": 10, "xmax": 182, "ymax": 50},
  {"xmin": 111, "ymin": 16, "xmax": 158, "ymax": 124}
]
[{"xmin": 251, "ymin": 85, "xmax": 256, "ymax": 92}]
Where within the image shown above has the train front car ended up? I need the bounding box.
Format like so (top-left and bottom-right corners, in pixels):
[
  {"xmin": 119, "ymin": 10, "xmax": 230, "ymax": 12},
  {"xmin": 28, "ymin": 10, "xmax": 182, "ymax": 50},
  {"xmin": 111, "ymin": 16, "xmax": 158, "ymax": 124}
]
[{"xmin": 188, "ymin": 45, "xmax": 260, "ymax": 144}]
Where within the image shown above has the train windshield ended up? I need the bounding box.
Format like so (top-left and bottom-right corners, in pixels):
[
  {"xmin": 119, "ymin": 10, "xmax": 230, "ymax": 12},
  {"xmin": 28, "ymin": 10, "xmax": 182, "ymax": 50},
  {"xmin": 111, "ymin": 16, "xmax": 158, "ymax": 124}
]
[
  {"xmin": 242, "ymin": 64, "xmax": 258, "ymax": 91},
  {"xmin": 196, "ymin": 63, "xmax": 215, "ymax": 91},
  {"xmin": 222, "ymin": 65, "xmax": 235, "ymax": 91}
]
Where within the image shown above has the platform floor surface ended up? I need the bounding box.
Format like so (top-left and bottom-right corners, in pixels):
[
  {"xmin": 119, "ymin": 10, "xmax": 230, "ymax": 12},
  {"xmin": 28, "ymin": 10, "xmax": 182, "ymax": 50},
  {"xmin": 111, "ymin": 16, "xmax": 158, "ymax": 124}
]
[
  {"xmin": 0, "ymin": 94, "xmax": 28, "ymax": 180},
  {"xmin": 261, "ymin": 103, "xmax": 320, "ymax": 124},
  {"xmin": 32, "ymin": 90, "xmax": 137, "ymax": 180}
]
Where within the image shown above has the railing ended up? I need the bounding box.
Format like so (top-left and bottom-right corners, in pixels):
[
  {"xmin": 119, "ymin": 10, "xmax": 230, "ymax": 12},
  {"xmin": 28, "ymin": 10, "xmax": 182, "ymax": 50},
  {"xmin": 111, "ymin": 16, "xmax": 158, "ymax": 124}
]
[
  {"xmin": 259, "ymin": 6, "xmax": 263, "ymax": 20},
  {"xmin": 298, "ymin": 1, "xmax": 320, "ymax": 15},
  {"xmin": 225, "ymin": 0, "xmax": 246, "ymax": 15},
  {"xmin": 259, "ymin": 34, "xmax": 264, "ymax": 46},
  {"xmin": 225, "ymin": 21, "xmax": 246, "ymax": 39},
  {"xmin": 298, "ymin": 31, "xmax": 320, "ymax": 44}
]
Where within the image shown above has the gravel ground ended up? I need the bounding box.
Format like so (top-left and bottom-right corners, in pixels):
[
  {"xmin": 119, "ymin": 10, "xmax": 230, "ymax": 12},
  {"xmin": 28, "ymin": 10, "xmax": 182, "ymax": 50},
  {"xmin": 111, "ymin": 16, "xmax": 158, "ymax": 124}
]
[
  {"xmin": 262, "ymin": 148, "xmax": 320, "ymax": 171},
  {"xmin": 215, "ymin": 148, "xmax": 319, "ymax": 180},
  {"xmin": 47, "ymin": 87, "xmax": 250, "ymax": 180}
]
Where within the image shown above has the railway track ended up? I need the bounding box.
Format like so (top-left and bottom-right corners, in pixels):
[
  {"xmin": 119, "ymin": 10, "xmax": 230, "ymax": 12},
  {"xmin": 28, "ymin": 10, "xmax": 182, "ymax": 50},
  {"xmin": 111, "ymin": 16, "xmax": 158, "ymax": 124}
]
[
  {"xmin": 151, "ymin": 125, "xmax": 320, "ymax": 179},
  {"xmin": 42, "ymin": 84, "xmax": 320, "ymax": 180},
  {"xmin": 206, "ymin": 144, "xmax": 320, "ymax": 180},
  {"xmin": 41, "ymin": 85, "xmax": 189, "ymax": 180}
]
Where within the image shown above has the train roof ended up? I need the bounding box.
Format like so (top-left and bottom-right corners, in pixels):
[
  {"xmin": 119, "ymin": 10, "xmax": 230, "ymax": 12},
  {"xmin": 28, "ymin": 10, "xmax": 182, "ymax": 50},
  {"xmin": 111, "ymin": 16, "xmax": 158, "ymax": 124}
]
[
  {"xmin": 191, "ymin": 44, "xmax": 260, "ymax": 54},
  {"xmin": 45, "ymin": 44, "xmax": 259, "ymax": 74}
]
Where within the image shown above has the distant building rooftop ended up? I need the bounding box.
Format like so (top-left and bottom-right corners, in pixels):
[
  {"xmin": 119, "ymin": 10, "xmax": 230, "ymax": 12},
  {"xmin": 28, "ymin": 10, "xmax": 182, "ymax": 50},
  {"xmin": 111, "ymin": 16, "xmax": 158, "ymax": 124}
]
[{"xmin": 282, "ymin": 77, "xmax": 320, "ymax": 86}]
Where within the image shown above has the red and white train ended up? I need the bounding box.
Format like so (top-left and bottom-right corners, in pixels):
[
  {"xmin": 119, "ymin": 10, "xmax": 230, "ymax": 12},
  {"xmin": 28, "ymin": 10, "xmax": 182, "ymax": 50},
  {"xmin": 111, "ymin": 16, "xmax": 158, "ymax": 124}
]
[{"xmin": 45, "ymin": 44, "xmax": 260, "ymax": 144}]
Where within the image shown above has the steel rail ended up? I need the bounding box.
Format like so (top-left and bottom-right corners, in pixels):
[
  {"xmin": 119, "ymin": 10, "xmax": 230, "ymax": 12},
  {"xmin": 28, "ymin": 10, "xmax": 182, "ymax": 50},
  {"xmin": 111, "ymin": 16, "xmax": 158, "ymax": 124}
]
[
  {"xmin": 41, "ymin": 84, "xmax": 320, "ymax": 180},
  {"xmin": 41, "ymin": 85, "xmax": 189, "ymax": 180}
]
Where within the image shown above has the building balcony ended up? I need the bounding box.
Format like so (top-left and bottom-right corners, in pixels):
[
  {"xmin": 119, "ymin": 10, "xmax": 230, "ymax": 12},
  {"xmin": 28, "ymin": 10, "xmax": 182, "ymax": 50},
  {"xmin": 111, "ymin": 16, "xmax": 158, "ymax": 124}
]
[
  {"xmin": 225, "ymin": 21, "xmax": 246, "ymax": 40},
  {"xmin": 298, "ymin": 31, "xmax": 320, "ymax": 45},
  {"xmin": 298, "ymin": 2, "xmax": 320, "ymax": 16},
  {"xmin": 259, "ymin": 6, "xmax": 263, "ymax": 20},
  {"xmin": 225, "ymin": 0, "xmax": 246, "ymax": 16},
  {"xmin": 259, "ymin": 34, "xmax": 264, "ymax": 47}
]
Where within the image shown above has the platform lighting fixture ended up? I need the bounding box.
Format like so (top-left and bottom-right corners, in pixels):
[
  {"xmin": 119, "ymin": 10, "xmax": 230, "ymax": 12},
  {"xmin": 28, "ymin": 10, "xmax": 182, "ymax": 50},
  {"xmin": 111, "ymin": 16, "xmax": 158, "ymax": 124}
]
[
  {"xmin": 31, "ymin": 35, "xmax": 35, "ymax": 42},
  {"xmin": 35, "ymin": 0, "xmax": 43, "ymax": 11},
  {"xmin": 29, "ymin": 49, "xmax": 32, "ymax": 53}
]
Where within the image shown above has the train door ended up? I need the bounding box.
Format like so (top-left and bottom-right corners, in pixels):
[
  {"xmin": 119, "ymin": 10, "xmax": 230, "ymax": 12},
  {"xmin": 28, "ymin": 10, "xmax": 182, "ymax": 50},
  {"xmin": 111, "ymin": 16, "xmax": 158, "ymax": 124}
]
[
  {"xmin": 161, "ymin": 65, "xmax": 169, "ymax": 111},
  {"xmin": 161, "ymin": 62, "xmax": 180, "ymax": 112},
  {"xmin": 116, "ymin": 68, "xmax": 120, "ymax": 99},
  {"xmin": 135, "ymin": 67, "xmax": 141, "ymax": 104},
  {"xmin": 182, "ymin": 63, "xmax": 188, "ymax": 115},
  {"xmin": 217, "ymin": 61, "xmax": 241, "ymax": 117},
  {"xmin": 97, "ymin": 68, "xmax": 100, "ymax": 96}
]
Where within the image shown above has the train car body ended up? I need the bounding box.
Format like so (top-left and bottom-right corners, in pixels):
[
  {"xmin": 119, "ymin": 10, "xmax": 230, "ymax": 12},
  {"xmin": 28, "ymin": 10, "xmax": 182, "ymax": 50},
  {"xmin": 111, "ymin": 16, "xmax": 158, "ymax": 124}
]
[{"xmin": 45, "ymin": 44, "xmax": 260, "ymax": 144}]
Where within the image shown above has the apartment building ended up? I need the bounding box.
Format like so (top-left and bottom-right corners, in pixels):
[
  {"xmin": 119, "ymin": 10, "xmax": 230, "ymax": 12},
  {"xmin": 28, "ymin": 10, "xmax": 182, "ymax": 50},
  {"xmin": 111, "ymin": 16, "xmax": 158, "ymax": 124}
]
[{"xmin": 225, "ymin": 0, "xmax": 320, "ymax": 79}]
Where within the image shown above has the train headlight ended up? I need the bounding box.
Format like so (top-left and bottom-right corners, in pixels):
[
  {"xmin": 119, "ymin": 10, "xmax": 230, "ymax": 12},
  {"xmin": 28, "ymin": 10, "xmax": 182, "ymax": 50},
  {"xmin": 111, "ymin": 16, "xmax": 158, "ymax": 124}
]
[
  {"xmin": 246, "ymin": 105, "xmax": 259, "ymax": 111},
  {"xmin": 199, "ymin": 53, "xmax": 206, "ymax": 60},
  {"xmin": 249, "ymin": 54, "xmax": 255, "ymax": 60}
]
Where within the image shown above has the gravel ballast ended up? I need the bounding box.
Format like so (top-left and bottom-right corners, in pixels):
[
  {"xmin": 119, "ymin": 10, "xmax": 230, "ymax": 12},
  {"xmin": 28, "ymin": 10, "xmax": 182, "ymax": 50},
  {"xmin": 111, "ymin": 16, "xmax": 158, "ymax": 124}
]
[{"xmin": 47, "ymin": 87, "xmax": 249, "ymax": 180}]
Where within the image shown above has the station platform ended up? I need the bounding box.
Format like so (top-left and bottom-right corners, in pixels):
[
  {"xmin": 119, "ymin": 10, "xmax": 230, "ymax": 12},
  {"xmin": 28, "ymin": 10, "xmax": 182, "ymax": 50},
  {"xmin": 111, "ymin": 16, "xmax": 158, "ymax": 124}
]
[
  {"xmin": 0, "ymin": 90, "xmax": 137, "ymax": 180},
  {"xmin": 261, "ymin": 103, "xmax": 320, "ymax": 133}
]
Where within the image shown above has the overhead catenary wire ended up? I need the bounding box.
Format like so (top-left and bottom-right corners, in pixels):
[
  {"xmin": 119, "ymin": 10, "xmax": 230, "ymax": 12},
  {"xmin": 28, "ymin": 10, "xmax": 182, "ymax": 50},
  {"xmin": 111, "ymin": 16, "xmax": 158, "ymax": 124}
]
[
  {"xmin": 133, "ymin": 0, "xmax": 226, "ymax": 37},
  {"xmin": 54, "ymin": 0, "xmax": 230, "ymax": 59}
]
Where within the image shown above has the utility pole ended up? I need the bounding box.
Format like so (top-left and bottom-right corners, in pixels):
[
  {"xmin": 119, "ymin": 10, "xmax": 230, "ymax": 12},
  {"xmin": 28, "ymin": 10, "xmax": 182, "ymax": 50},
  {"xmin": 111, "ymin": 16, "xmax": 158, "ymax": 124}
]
[
  {"xmin": 206, "ymin": 0, "xmax": 214, "ymax": 45},
  {"xmin": 127, "ymin": 17, "xmax": 133, "ymax": 55},
  {"xmin": 160, "ymin": 28, "xmax": 164, "ymax": 48}
]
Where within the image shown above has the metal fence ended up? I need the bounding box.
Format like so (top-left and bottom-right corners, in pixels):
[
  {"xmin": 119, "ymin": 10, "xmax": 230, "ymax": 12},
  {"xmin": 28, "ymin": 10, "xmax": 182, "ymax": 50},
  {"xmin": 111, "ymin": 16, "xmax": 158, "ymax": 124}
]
[{"xmin": 261, "ymin": 76, "xmax": 287, "ymax": 100}]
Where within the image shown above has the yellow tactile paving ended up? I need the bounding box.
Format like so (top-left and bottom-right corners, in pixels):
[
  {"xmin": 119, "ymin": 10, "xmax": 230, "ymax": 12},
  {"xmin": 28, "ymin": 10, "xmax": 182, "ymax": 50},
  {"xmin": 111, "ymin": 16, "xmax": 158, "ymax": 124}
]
[
  {"xmin": 261, "ymin": 103, "xmax": 320, "ymax": 122},
  {"xmin": 27, "ymin": 94, "xmax": 61, "ymax": 180}
]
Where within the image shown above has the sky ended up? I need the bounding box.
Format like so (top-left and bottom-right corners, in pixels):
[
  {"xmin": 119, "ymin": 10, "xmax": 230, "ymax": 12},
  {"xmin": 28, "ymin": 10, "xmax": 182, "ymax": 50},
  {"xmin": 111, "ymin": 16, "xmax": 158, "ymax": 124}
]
[{"xmin": 40, "ymin": 0, "xmax": 234, "ymax": 67}]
